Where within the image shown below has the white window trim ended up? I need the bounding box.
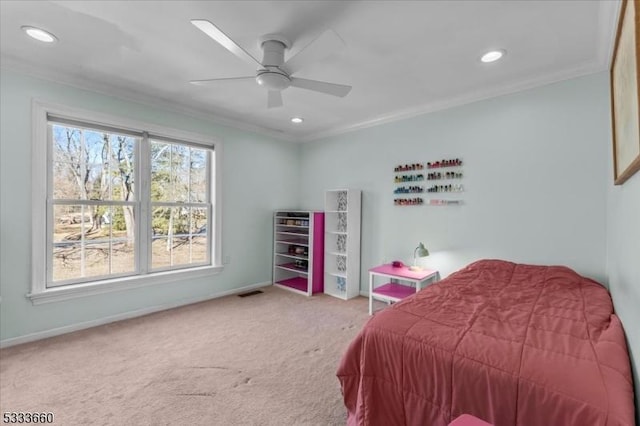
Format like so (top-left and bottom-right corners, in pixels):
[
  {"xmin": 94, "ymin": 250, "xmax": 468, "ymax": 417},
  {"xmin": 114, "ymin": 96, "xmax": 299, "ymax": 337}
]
[{"xmin": 29, "ymin": 99, "xmax": 224, "ymax": 304}]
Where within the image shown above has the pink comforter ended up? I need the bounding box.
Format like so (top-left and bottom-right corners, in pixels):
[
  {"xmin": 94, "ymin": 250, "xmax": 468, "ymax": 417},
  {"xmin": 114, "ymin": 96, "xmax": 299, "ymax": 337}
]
[{"xmin": 337, "ymin": 260, "xmax": 635, "ymax": 425}]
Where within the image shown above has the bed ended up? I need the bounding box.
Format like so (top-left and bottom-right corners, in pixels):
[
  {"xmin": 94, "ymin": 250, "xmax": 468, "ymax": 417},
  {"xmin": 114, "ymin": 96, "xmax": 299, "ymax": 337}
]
[{"xmin": 337, "ymin": 259, "xmax": 635, "ymax": 426}]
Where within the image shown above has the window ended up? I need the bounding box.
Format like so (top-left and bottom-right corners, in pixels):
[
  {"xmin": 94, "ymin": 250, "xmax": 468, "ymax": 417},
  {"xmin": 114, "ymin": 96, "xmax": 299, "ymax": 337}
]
[
  {"xmin": 50, "ymin": 123, "xmax": 139, "ymax": 285},
  {"xmin": 31, "ymin": 102, "xmax": 222, "ymax": 302},
  {"xmin": 149, "ymin": 139, "xmax": 210, "ymax": 270}
]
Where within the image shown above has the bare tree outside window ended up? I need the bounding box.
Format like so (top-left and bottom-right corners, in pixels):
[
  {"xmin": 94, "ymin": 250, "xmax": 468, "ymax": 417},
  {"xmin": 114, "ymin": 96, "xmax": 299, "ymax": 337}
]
[
  {"xmin": 150, "ymin": 141, "xmax": 209, "ymax": 270},
  {"xmin": 51, "ymin": 124, "xmax": 137, "ymax": 283},
  {"xmin": 48, "ymin": 121, "xmax": 212, "ymax": 287}
]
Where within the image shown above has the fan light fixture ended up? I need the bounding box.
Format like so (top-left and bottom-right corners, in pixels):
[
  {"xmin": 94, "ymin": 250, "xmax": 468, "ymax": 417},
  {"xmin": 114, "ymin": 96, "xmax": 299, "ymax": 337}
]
[
  {"xmin": 22, "ymin": 26, "xmax": 57, "ymax": 43},
  {"xmin": 480, "ymin": 49, "xmax": 505, "ymax": 63},
  {"xmin": 291, "ymin": 117, "xmax": 304, "ymax": 124},
  {"xmin": 256, "ymin": 70, "xmax": 291, "ymax": 90}
]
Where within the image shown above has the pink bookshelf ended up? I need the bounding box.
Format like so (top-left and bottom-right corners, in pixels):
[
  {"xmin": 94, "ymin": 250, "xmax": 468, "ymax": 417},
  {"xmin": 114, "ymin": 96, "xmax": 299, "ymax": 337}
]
[
  {"xmin": 275, "ymin": 277, "xmax": 308, "ymax": 293},
  {"xmin": 273, "ymin": 211, "xmax": 324, "ymax": 296}
]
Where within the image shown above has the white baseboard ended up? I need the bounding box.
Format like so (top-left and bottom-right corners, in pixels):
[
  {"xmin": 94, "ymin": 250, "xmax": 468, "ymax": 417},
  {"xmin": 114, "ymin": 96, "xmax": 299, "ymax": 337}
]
[{"xmin": 0, "ymin": 281, "xmax": 271, "ymax": 348}]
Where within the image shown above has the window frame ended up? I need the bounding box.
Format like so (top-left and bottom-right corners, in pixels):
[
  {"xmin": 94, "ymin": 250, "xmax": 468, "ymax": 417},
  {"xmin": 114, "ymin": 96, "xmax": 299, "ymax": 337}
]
[{"xmin": 29, "ymin": 100, "xmax": 223, "ymax": 304}]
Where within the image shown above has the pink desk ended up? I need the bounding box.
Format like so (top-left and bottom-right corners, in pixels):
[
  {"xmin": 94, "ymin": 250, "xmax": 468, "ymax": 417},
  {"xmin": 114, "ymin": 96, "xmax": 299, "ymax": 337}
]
[{"xmin": 368, "ymin": 263, "xmax": 438, "ymax": 315}]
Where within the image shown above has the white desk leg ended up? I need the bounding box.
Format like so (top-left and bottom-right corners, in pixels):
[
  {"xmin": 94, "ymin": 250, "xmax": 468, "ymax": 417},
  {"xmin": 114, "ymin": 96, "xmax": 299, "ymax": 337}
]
[{"xmin": 369, "ymin": 273, "xmax": 373, "ymax": 315}]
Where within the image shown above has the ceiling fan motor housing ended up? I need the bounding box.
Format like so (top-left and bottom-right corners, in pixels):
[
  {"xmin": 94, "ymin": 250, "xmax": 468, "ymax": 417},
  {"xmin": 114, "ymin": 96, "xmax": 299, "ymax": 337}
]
[
  {"xmin": 256, "ymin": 36, "xmax": 291, "ymax": 90},
  {"xmin": 260, "ymin": 36, "xmax": 289, "ymax": 66}
]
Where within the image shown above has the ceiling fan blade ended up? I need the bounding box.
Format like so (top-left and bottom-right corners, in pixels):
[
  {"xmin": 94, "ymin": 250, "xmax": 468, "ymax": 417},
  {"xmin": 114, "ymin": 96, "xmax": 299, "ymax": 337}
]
[
  {"xmin": 267, "ymin": 90, "xmax": 283, "ymax": 109},
  {"xmin": 283, "ymin": 29, "xmax": 344, "ymax": 74},
  {"xmin": 190, "ymin": 77, "xmax": 255, "ymax": 85},
  {"xmin": 290, "ymin": 77, "xmax": 352, "ymax": 97},
  {"xmin": 189, "ymin": 76, "xmax": 256, "ymax": 86},
  {"xmin": 191, "ymin": 19, "xmax": 261, "ymax": 67}
]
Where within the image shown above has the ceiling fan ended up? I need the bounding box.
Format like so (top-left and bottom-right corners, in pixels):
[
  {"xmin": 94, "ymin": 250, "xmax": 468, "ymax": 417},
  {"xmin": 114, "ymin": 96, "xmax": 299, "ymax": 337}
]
[{"xmin": 190, "ymin": 19, "xmax": 352, "ymax": 109}]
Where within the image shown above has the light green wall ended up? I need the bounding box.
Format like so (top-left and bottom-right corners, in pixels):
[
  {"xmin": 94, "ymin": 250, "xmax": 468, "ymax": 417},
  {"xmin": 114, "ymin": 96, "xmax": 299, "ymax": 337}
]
[
  {"xmin": 300, "ymin": 73, "xmax": 609, "ymax": 281},
  {"xmin": 607, "ymin": 149, "xmax": 640, "ymax": 420},
  {"xmin": 0, "ymin": 69, "xmax": 300, "ymax": 342}
]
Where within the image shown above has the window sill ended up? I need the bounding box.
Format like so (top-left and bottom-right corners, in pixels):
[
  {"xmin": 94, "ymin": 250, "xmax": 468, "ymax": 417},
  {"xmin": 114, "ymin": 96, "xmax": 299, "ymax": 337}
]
[{"xmin": 27, "ymin": 265, "xmax": 224, "ymax": 305}]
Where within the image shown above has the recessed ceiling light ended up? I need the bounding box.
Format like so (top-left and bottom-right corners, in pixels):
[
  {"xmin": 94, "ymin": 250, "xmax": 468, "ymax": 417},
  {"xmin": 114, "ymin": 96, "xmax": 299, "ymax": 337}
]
[
  {"xmin": 480, "ymin": 49, "xmax": 505, "ymax": 63},
  {"xmin": 291, "ymin": 117, "xmax": 304, "ymax": 124},
  {"xmin": 22, "ymin": 26, "xmax": 57, "ymax": 43}
]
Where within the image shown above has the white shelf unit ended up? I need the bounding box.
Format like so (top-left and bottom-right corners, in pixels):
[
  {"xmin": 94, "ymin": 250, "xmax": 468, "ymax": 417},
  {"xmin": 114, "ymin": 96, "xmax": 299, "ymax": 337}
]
[
  {"xmin": 324, "ymin": 189, "xmax": 361, "ymax": 300},
  {"xmin": 272, "ymin": 210, "xmax": 324, "ymax": 296}
]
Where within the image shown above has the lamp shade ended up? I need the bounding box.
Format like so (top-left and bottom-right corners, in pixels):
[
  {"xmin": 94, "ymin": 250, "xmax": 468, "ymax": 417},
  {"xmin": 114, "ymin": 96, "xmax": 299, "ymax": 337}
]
[{"xmin": 415, "ymin": 242, "xmax": 429, "ymax": 258}]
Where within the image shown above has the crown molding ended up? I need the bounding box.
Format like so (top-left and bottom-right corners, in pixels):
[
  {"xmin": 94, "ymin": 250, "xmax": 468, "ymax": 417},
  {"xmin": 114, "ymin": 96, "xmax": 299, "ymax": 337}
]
[
  {"xmin": 0, "ymin": 55, "xmax": 297, "ymax": 143},
  {"xmin": 599, "ymin": 0, "xmax": 623, "ymax": 69},
  {"xmin": 1, "ymin": 53, "xmax": 608, "ymax": 145},
  {"xmin": 301, "ymin": 59, "xmax": 607, "ymax": 143}
]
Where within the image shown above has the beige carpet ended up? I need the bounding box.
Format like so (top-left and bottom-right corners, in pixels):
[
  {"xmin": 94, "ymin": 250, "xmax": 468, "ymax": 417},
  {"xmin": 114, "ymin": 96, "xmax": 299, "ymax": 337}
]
[{"xmin": 0, "ymin": 286, "xmax": 373, "ymax": 425}]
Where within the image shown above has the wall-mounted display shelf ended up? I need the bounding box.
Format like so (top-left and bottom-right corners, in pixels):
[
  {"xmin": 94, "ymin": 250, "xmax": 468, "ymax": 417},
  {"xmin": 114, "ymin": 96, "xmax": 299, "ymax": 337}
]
[
  {"xmin": 324, "ymin": 189, "xmax": 361, "ymax": 300},
  {"xmin": 273, "ymin": 210, "xmax": 324, "ymax": 296},
  {"xmin": 394, "ymin": 163, "xmax": 426, "ymax": 205},
  {"xmin": 394, "ymin": 163, "xmax": 424, "ymax": 172},
  {"xmin": 394, "ymin": 197, "xmax": 424, "ymax": 206},
  {"xmin": 427, "ymin": 171, "xmax": 463, "ymax": 180},
  {"xmin": 394, "ymin": 174, "xmax": 425, "ymax": 183},
  {"xmin": 424, "ymin": 157, "xmax": 465, "ymax": 205},
  {"xmin": 426, "ymin": 199, "xmax": 463, "ymax": 205},
  {"xmin": 393, "ymin": 185, "xmax": 424, "ymax": 194},
  {"xmin": 427, "ymin": 158, "xmax": 462, "ymax": 168},
  {"xmin": 426, "ymin": 184, "xmax": 464, "ymax": 193},
  {"xmin": 394, "ymin": 158, "xmax": 464, "ymax": 206}
]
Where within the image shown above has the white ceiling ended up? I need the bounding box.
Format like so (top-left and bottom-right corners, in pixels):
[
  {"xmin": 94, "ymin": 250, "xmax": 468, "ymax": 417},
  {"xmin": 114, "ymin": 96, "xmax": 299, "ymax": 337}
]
[{"xmin": 0, "ymin": 1, "xmax": 620, "ymax": 142}]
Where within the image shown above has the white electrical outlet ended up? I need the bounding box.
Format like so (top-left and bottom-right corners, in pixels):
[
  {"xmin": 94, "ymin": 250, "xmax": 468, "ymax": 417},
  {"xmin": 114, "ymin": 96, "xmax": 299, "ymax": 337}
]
[{"xmin": 223, "ymin": 255, "xmax": 231, "ymax": 264}]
